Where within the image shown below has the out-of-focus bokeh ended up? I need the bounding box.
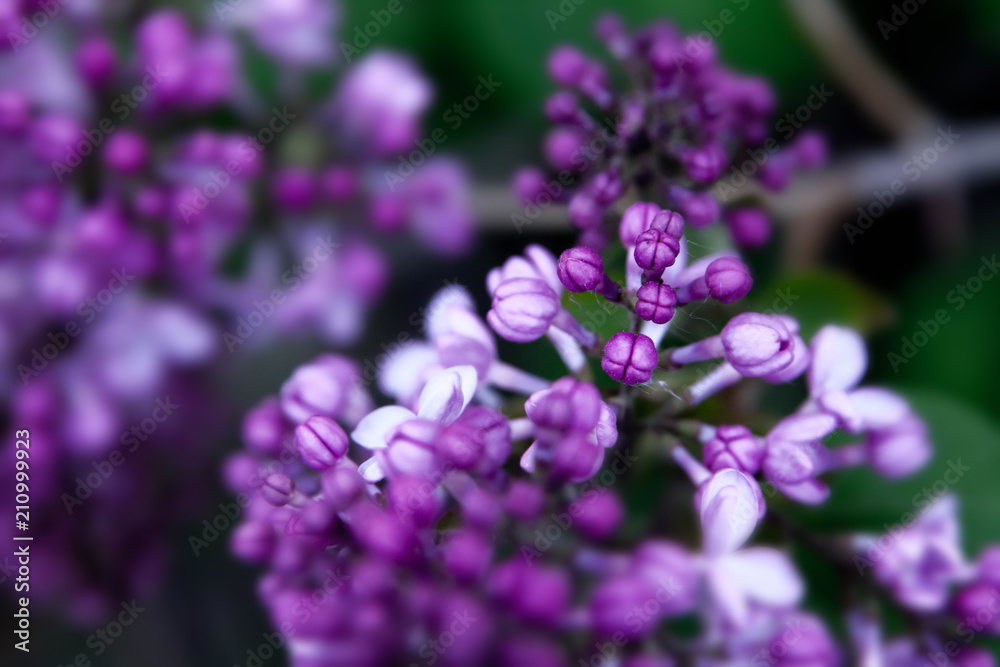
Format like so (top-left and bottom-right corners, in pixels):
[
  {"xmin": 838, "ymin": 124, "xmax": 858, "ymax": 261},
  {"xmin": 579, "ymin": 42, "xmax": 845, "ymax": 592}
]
[{"xmin": 2, "ymin": 0, "xmax": 998, "ymax": 665}]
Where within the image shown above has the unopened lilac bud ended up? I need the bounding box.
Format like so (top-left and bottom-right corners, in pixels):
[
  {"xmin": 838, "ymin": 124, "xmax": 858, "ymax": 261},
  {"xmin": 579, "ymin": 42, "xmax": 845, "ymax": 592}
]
[
  {"xmin": 550, "ymin": 434, "xmax": 604, "ymax": 483},
  {"xmin": 272, "ymin": 167, "xmax": 316, "ymax": 211},
  {"xmin": 512, "ymin": 167, "xmax": 549, "ymax": 205},
  {"xmin": 295, "ymin": 415, "xmax": 349, "ymax": 471},
  {"xmin": 573, "ymin": 490, "xmax": 624, "ymax": 540},
  {"xmin": 443, "ymin": 530, "xmax": 492, "ymax": 583},
  {"xmin": 602, "ymin": 332, "xmax": 658, "ymax": 385},
  {"xmin": 681, "ymin": 142, "xmax": 727, "ymax": 182},
  {"xmin": 619, "ymin": 201, "xmax": 661, "ymax": 246},
  {"xmin": 635, "ymin": 282, "xmax": 677, "ymax": 324},
  {"xmin": 77, "ymin": 36, "xmax": 116, "ymax": 87},
  {"xmin": 544, "ymin": 91, "xmax": 581, "ymax": 124},
  {"xmin": 669, "ymin": 186, "xmax": 719, "ymax": 228},
  {"xmin": 758, "ymin": 151, "xmax": 795, "ymax": 191},
  {"xmin": 320, "ymin": 462, "xmax": 366, "ymax": 510},
  {"xmin": 230, "ymin": 521, "xmax": 275, "ymax": 563},
  {"xmin": 765, "ymin": 613, "xmax": 839, "ymax": 667},
  {"xmin": 437, "ymin": 421, "xmax": 484, "ymax": 470},
  {"xmin": 547, "ymin": 45, "xmax": 588, "ymax": 86},
  {"xmin": 721, "ymin": 313, "xmax": 796, "ymax": 377},
  {"xmin": 568, "ymin": 191, "xmax": 603, "ymax": 229},
  {"xmin": 705, "ymin": 257, "xmax": 753, "ymax": 303},
  {"xmin": 634, "ymin": 227, "xmax": 681, "ymax": 272},
  {"xmin": 590, "ymin": 575, "xmax": 660, "ymax": 639},
  {"xmin": 698, "ymin": 468, "xmax": 762, "ymax": 555},
  {"xmin": 101, "ymin": 130, "xmax": 148, "ymax": 174},
  {"xmin": 388, "ymin": 475, "xmax": 443, "ymax": 528},
  {"xmin": 526, "ymin": 377, "xmax": 603, "ymax": 433},
  {"xmin": 590, "ymin": 169, "xmax": 623, "ymax": 206},
  {"xmin": 0, "ymin": 90, "xmax": 29, "ymax": 133},
  {"xmin": 242, "ymin": 397, "xmax": 286, "ymax": 455},
  {"xmin": 557, "ymin": 246, "xmax": 603, "ymax": 292},
  {"xmin": 793, "ymin": 131, "xmax": 827, "ymax": 169},
  {"xmin": 725, "ymin": 208, "xmax": 772, "ymax": 248},
  {"xmin": 487, "ymin": 277, "xmax": 559, "ymax": 342},
  {"xmin": 704, "ymin": 425, "xmax": 764, "ymax": 474},
  {"xmin": 952, "ymin": 582, "xmax": 1000, "ymax": 635},
  {"xmin": 543, "ymin": 126, "xmax": 587, "ymax": 172},
  {"xmin": 503, "ymin": 480, "xmax": 545, "ymax": 521},
  {"xmin": 262, "ymin": 473, "xmax": 296, "ymax": 506}
]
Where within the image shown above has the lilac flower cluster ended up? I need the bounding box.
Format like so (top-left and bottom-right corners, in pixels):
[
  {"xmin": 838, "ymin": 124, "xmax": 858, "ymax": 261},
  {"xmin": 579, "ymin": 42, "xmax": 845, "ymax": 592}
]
[
  {"xmin": 229, "ymin": 14, "xmax": 998, "ymax": 667},
  {"xmin": 514, "ymin": 14, "xmax": 825, "ymax": 250},
  {"xmin": 0, "ymin": 2, "xmax": 475, "ymax": 622}
]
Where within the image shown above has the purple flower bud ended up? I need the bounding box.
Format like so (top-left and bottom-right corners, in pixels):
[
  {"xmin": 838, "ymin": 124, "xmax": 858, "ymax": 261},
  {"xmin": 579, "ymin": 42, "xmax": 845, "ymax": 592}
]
[
  {"xmin": 705, "ymin": 256, "xmax": 753, "ymax": 303},
  {"xmin": 499, "ymin": 637, "xmax": 566, "ymax": 667},
  {"xmin": 725, "ymin": 208, "xmax": 772, "ymax": 248},
  {"xmin": 102, "ymin": 130, "xmax": 148, "ymax": 174},
  {"xmin": 590, "ymin": 574, "xmax": 661, "ymax": 639},
  {"xmin": 493, "ymin": 561, "xmax": 571, "ymax": 626},
  {"xmin": 764, "ymin": 613, "xmax": 839, "ymax": 667},
  {"xmin": 721, "ymin": 313, "xmax": 796, "ymax": 377},
  {"xmin": 619, "ymin": 201, "xmax": 661, "ymax": 246},
  {"xmin": 271, "ymin": 167, "xmax": 316, "ymax": 211},
  {"xmin": 567, "ymin": 190, "xmax": 603, "ymax": 229},
  {"xmin": 348, "ymin": 503, "xmax": 418, "ymax": 565},
  {"xmin": 294, "ymin": 415, "xmax": 349, "ymax": 471},
  {"xmin": 602, "ymin": 332, "xmax": 658, "ymax": 385},
  {"xmin": 76, "ymin": 36, "xmax": 116, "ymax": 87},
  {"xmin": 572, "ymin": 490, "xmax": 623, "ymax": 540},
  {"xmin": 279, "ymin": 355, "xmax": 367, "ymax": 424},
  {"xmin": 443, "ymin": 530, "xmax": 492, "ymax": 583},
  {"xmin": 388, "ymin": 475, "xmax": 443, "ymax": 528},
  {"xmin": 437, "ymin": 420, "xmax": 484, "ymax": 470},
  {"xmin": 547, "ymin": 45, "xmax": 588, "ymax": 86},
  {"xmin": 526, "ymin": 377, "xmax": 603, "ymax": 433},
  {"xmin": 513, "ymin": 167, "xmax": 550, "ymax": 205},
  {"xmin": 487, "ymin": 277, "xmax": 559, "ymax": 342},
  {"xmin": 681, "ymin": 141, "xmax": 727, "ymax": 182},
  {"xmin": 242, "ymin": 397, "xmax": 286, "ymax": 456},
  {"xmin": 0, "ymin": 90, "xmax": 29, "ymax": 133},
  {"xmin": 758, "ymin": 151, "xmax": 795, "ymax": 191},
  {"xmin": 544, "ymin": 91, "xmax": 581, "ymax": 124},
  {"xmin": 635, "ymin": 282, "xmax": 677, "ymax": 324},
  {"xmin": 669, "ymin": 186, "xmax": 719, "ymax": 228},
  {"xmin": 590, "ymin": 169, "xmax": 623, "ymax": 206},
  {"xmin": 230, "ymin": 521, "xmax": 275, "ymax": 563},
  {"xmin": 634, "ymin": 227, "xmax": 681, "ymax": 272},
  {"xmin": 952, "ymin": 581, "xmax": 1000, "ymax": 635},
  {"xmin": 503, "ymin": 480, "xmax": 545, "ymax": 521},
  {"xmin": 384, "ymin": 419, "xmax": 442, "ymax": 478},
  {"xmin": 262, "ymin": 473, "xmax": 296, "ymax": 506},
  {"xmin": 704, "ymin": 424, "xmax": 764, "ymax": 474},
  {"xmin": 865, "ymin": 414, "xmax": 931, "ymax": 478},
  {"xmin": 550, "ymin": 433, "xmax": 605, "ymax": 483},
  {"xmin": 557, "ymin": 246, "xmax": 604, "ymax": 292},
  {"xmin": 698, "ymin": 468, "xmax": 764, "ymax": 555},
  {"xmin": 543, "ymin": 126, "xmax": 587, "ymax": 172},
  {"xmin": 454, "ymin": 406, "xmax": 512, "ymax": 476},
  {"xmin": 793, "ymin": 131, "xmax": 827, "ymax": 169},
  {"xmin": 320, "ymin": 462, "xmax": 366, "ymax": 510}
]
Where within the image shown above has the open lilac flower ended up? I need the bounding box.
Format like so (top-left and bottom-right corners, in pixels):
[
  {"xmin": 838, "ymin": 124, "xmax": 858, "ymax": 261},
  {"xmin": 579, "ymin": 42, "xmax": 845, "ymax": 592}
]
[{"xmin": 854, "ymin": 496, "xmax": 972, "ymax": 612}]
